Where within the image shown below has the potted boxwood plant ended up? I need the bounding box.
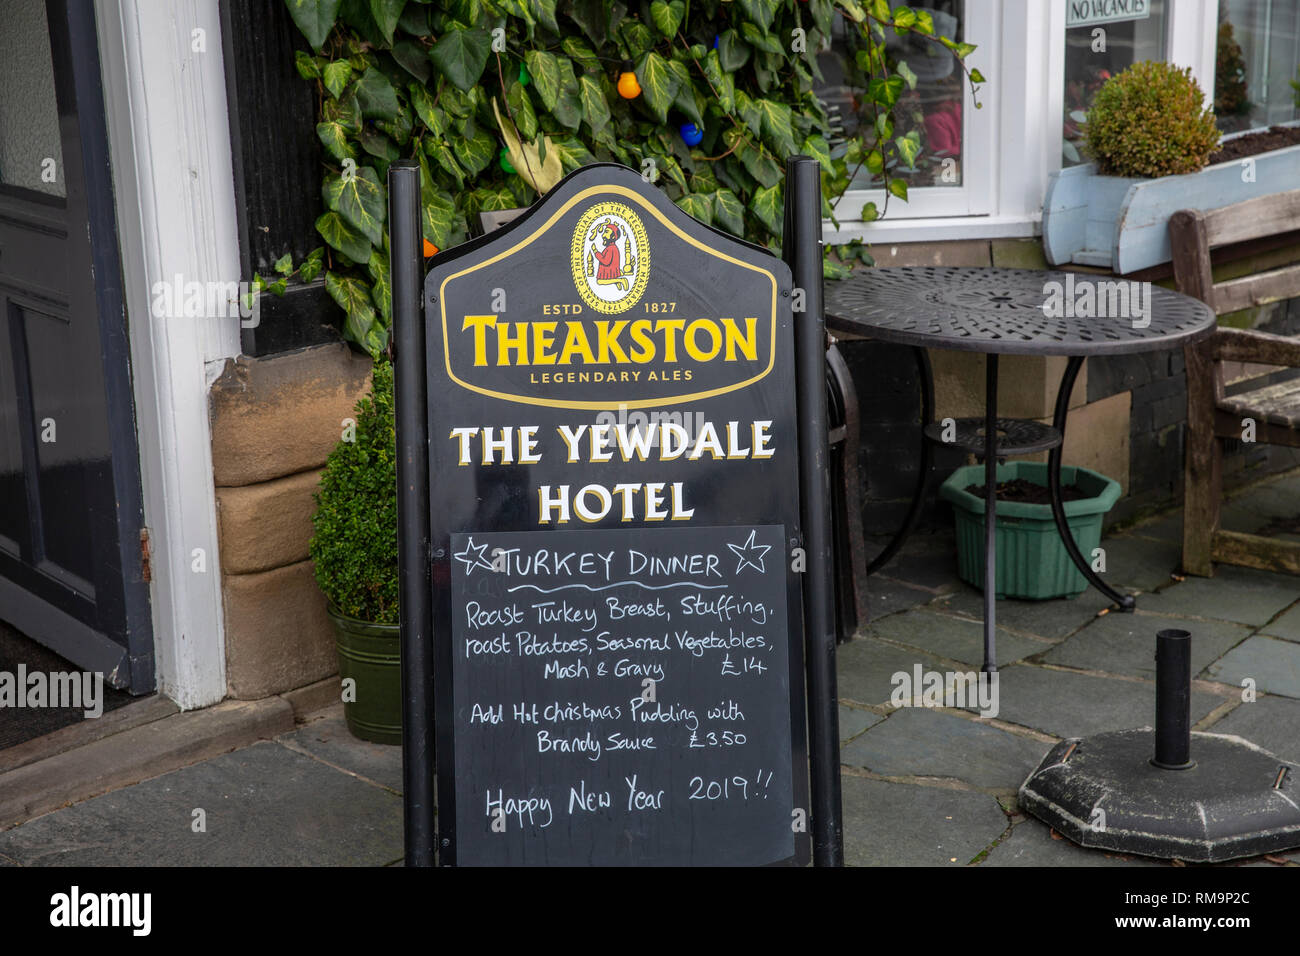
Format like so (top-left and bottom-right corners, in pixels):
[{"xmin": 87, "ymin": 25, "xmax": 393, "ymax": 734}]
[
  {"xmin": 1043, "ymin": 60, "xmax": 1300, "ymax": 273},
  {"xmin": 309, "ymin": 359, "xmax": 401, "ymax": 744},
  {"xmin": 939, "ymin": 461, "xmax": 1121, "ymax": 600}
]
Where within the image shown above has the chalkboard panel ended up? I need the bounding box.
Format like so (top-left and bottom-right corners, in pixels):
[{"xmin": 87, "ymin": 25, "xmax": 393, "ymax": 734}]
[
  {"xmin": 424, "ymin": 163, "xmax": 809, "ymax": 866},
  {"xmin": 450, "ymin": 524, "xmax": 796, "ymax": 865}
]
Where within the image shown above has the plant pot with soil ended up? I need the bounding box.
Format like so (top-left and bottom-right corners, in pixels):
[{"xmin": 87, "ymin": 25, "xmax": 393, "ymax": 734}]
[
  {"xmin": 1043, "ymin": 61, "xmax": 1300, "ymax": 274},
  {"xmin": 309, "ymin": 359, "xmax": 402, "ymax": 744},
  {"xmin": 939, "ymin": 461, "xmax": 1121, "ymax": 600}
]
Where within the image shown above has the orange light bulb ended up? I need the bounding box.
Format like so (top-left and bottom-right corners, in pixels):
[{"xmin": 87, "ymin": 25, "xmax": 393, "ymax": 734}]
[{"xmin": 617, "ymin": 71, "xmax": 641, "ymax": 99}]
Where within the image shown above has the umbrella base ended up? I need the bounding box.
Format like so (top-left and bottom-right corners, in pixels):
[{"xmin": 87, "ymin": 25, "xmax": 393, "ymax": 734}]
[{"xmin": 1019, "ymin": 728, "xmax": 1300, "ymax": 863}]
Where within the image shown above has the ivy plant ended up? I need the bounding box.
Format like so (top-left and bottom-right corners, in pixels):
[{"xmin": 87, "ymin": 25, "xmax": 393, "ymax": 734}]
[{"xmin": 285, "ymin": 0, "xmax": 982, "ymax": 358}]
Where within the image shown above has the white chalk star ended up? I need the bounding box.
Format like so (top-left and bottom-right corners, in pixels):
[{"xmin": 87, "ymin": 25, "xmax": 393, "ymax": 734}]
[
  {"xmin": 453, "ymin": 536, "xmax": 494, "ymax": 575},
  {"xmin": 728, "ymin": 529, "xmax": 771, "ymax": 575}
]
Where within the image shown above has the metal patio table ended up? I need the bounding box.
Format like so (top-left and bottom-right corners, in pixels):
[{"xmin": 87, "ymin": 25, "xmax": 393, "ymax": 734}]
[{"xmin": 824, "ymin": 266, "xmax": 1217, "ymax": 672}]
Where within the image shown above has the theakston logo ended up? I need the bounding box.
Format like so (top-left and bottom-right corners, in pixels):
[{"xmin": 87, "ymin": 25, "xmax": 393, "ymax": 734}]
[
  {"xmin": 436, "ymin": 188, "xmax": 781, "ymax": 411},
  {"xmin": 571, "ymin": 201, "xmax": 650, "ymax": 313}
]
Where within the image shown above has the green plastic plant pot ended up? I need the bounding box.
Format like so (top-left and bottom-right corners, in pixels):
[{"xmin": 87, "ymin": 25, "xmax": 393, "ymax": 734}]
[
  {"xmin": 326, "ymin": 606, "xmax": 402, "ymax": 745},
  {"xmin": 938, "ymin": 461, "xmax": 1122, "ymax": 600}
]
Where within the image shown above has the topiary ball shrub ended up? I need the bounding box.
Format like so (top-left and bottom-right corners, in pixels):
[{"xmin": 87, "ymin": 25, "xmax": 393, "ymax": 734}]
[
  {"xmin": 309, "ymin": 358, "xmax": 398, "ymax": 625},
  {"xmin": 1083, "ymin": 61, "xmax": 1220, "ymax": 178}
]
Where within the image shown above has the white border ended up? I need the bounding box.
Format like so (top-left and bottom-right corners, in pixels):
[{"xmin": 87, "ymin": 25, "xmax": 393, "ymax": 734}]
[{"xmin": 96, "ymin": 0, "xmax": 238, "ymax": 709}]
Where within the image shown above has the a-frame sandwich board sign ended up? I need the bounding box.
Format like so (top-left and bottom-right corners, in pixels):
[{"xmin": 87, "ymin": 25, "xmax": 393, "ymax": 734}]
[{"xmin": 392, "ymin": 160, "xmax": 840, "ymax": 866}]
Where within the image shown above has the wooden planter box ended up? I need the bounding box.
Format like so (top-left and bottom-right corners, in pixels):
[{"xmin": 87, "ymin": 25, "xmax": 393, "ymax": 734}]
[{"xmin": 1042, "ymin": 122, "xmax": 1300, "ymax": 275}]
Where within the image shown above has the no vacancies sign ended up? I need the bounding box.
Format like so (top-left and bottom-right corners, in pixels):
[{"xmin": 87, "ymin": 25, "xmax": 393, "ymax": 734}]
[{"xmin": 422, "ymin": 163, "xmax": 811, "ymax": 866}]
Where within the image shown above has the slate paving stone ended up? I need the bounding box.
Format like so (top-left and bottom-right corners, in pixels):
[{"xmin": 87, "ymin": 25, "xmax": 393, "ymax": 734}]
[
  {"xmin": 1137, "ymin": 565, "xmax": 1300, "ymax": 627},
  {"xmin": 0, "ymin": 741, "xmax": 402, "ymax": 866},
  {"xmin": 867, "ymin": 607, "xmax": 1047, "ymax": 669},
  {"xmin": 978, "ymin": 664, "xmax": 1223, "ymax": 739},
  {"xmin": 1126, "ymin": 511, "xmax": 1182, "ymax": 543},
  {"xmin": 841, "ymin": 775, "xmax": 1008, "ymax": 866},
  {"xmin": 866, "ymin": 576, "xmax": 938, "ymax": 621},
  {"xmin": 836, "ymin": 635, "xmax": 951, "ymax": 706},
  {"xmin": 980, "ymin": 818, "xmax": 1163, "ymax": 867},
  {"xmin": 1205, "ymin": 635, "xmax": 1300, "ymax": 700},
  {"xmin": 1042, "ymin": 613, "xmax": 1252, "ymax": 681},
  {"xmin": 840, "ymin": 707, "xmax": 1048, "ymax": 791},
  {"xmin": 838, "ymin": 704, "xmax": 884, "ymax": 744},
  {"xmin": 932, "ymin": 585, "xmax": 1113, "ymax": 642},
  {"xmin": 1208, "ymin": 696, "xmax": 1300, "ymax": 764},
  {"xmin": 279, "ymin": 707, "xmax": 403, "ymax": 793},
  {"xmin": 1097, "ymin": 534, "xmax": 1183, "ymax": 593},
  {"xmin": 1264, "ymin": 603, "xmax": 1300, "ymax": 643}
]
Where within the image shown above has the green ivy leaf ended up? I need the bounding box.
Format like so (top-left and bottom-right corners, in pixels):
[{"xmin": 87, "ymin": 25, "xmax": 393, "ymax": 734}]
[
  {"xmin": 897, "ymin": 60, "xmax": 918, "ymax": 90},
  {"xmin": 476, "ymin": 187, "xmax": 518, "ymax": 211},
  {"xmin": 323, "ymin": 165, "xmax": 387, "ymax": 246},
  {"xmin": 578, "ymin": 74, "xmax": 611, "ymax": 135},
  {"xmin": 755, "ymin": 97, "xmax": 796, "ymax": 157},
  {"xmin": 316, "ymin": 210, "xmax": 373, "ymax": 263},
  {"xmin": 894, "ymin": 131, "xmax": 921, "ymax": 169},
  {"xmin": 454, "ymin": 128, "xmax": 496, "ymax": 178},
  {"xmin": 567, "ymin": 0, "xmax": 610, "ymax": 45},
  {"xmin": 546, "ymin": 137, "xmax": 598, "ymax": 172},
  {"xmin": 429, "ymin": 27, "xmax": 491, "ymax": 92},
  {"xmin": 560, "ymin": 37, "xmax": 599, "ymax": 72},
  {"xmin": 552, "ymin": 58, "xmax": 584, "ymax": 129},
  {"xmin": 737, "ymin": 0, "xmax": 779, "ymax": 31},
  {"xmin": 505, "ymin": 81, "xmax": 539, "ymax": 140},
  {"xmin": 675, "ymin": 191, "xmax": 712, "ymax": 225},
  {"xmin": 801, "ymin": 133, "xmax": 832, "ymax": 171},
  {"xmin": 860, "ymin": 201, "xmax": 878, "ymax": 221},
  {"xmin": 294, "ymin": 50, "xmax": 321, "ymax": 80},
  {"xmin": 325, "ymin": 271, "xmax": 380, "ymax": 352},
  {"xmin": 354, "ymin": 68, "xmax": 401, "ymax": 120},
  {"xmin": 702, "ymin": 50, "xmax": 735, "ymax": 113},
  {"xmin": 274, "ymin": 253, "xmax": 294, "ymax": 275},
  {"xmin": 711, "ymin": 188, "xmax": 744, "ymax": 235},
  {"xmin": 358, "ymin": 127, "xmax": 399, "ymax": 162},
  {"xmin": 528, "ymin": 0, "xmax": 560, "ymax": 33},
  {"xmin": 392, "ymin": 39, "xmax": 431, "ymax": 83},
  {"xmin": 734, "ymin": 90, "xmax": 764, "ymax": 138},
  {"xmin": 865, "ymin": 76, "xmax": 904, "ymax": 108},
  {"xmin": 368, "ymin": 0, "xmax": 405, "ymax": 44},
  {"xmin": 739, "ymin": 21, "xmax": 783, "ymax": 55},
  {"xmin": 650, "ymin": 0, "xmax": 685, "ymax": 38},
  {"xmin": 299, "ymin": 257, "xmax": 323, "ymax": 283},
  {"xmin": 618, "ymin": 20, "xmax": 656, "ymax": 59},
  {"xmin": 865, "ymin": 148, "xmax": 884, "ymax": 174},
  {"xmin": 286, "ymin": 0, "xmax": 342, "ymax": 51},
  {"xmin": 322, "ymin": 60, "xmax": 353, "ymax": 99},
  {"xmin": 716, "ymin": 29, "xmax": 750, "ymax": 72},
  {"xmin": 525, "ymin": 50, "xmax": 562, "ymax": 111},
  {"xmin": 750, "ymin": 183, "xmax": 783, "ymax": 236},
  {"xmin": 823, "ymin": 258, "xmax": 850, "ymax": 280},
  {"xmin": 426, "ymin": 138, "xmax": 464, "ymax": 186},
  {"xmin": 316, "ymin": 120, "xmax": 356, "ymax": 162},
  {"xmin": 408, "ymin": 84, "xmax": 445, "ymax": 136},
  {"xmin": 888, "ymin": 178, "xmax": 908, "ymax": 201},
  {"xmin": 635, "ymin": 51, "xmax": 682, "ymax": 123},
  {"xmin": 421, "ymin": 190, "xmax": 457, "ymax": 248},
  {"xmin": 367, "ymin": 247, "xmax": 392, "ymax": 322}
]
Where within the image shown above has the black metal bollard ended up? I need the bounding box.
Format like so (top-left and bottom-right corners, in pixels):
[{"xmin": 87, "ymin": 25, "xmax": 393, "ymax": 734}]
[{"xmin": 1151, "ymin": 629, "xmax": 1195, "ymax": 770}]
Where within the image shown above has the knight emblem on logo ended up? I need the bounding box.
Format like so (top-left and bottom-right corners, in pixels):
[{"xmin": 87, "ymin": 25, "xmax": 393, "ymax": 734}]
[{"xmin": 570, "ymin": 201, "xmax": 650, "ymax": 313}]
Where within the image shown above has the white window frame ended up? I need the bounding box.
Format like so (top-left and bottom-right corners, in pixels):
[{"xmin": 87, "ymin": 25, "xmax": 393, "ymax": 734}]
[{"xmin": 824, "ymin": 0, "xmax": 1220, "ymax": 245}]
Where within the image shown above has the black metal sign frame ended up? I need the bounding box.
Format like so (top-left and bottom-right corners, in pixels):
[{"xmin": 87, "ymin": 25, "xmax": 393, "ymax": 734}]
[{"xmin": 391, "ymin": 159, "xmax": 841, "ymax": 866}]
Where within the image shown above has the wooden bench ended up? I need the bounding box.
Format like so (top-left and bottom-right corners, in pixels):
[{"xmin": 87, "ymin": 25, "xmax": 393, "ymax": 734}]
[{"xmin": 1170, "ymin": 188, "xmax": 1300, "ymax": 576}]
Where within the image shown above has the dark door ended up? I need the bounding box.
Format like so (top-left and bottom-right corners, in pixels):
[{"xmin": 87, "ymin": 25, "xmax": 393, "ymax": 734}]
[{"xmin": 0, "ymin": 0, "xmax": 153, "ymax": 692}]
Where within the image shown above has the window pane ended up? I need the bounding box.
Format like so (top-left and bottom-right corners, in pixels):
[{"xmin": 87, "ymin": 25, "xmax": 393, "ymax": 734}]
[
  {"xmin": 814, "ymin": 1, "xmax": 966, "ymax": 190},
  {"xmin": 0, "ymin": 0, "xmax": 66, "ymax": 198},
  {"xmin": 1062, "ymin": 0, "xmax": 1168, "ymax": 168},
  {"xmin": 1216, "ymin": 1, "xmax": 1300, "ymax": 133}
]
